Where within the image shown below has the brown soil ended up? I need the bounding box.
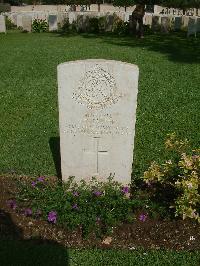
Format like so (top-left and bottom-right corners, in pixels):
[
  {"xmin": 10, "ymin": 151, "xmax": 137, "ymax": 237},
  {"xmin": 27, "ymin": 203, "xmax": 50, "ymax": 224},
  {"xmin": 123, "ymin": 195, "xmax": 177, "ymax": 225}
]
[{"xmin": 0, "ymin": 175, "xmax": 200, "ymax": 251}]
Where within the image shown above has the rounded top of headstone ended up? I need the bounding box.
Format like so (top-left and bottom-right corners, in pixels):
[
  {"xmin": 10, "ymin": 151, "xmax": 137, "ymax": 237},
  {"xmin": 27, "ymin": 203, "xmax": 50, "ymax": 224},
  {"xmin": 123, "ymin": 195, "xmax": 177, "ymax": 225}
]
[{"xmin": 57, "ymin": 59, "xmax": 139, "ymax": 72}]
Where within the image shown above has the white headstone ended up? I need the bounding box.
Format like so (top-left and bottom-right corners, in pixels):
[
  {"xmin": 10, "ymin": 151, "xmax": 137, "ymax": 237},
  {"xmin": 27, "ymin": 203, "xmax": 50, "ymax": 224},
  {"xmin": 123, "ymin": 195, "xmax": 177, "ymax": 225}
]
[
  {"xmin": 68, "ymin": 12, "xmax": 77, "ymax": 24},
  {"xmin": 0, "ymin": 15, "xmax": 6, "ymax": 33},
  {"xmin": 144, "ymin": 14, "xmax": 152, "ymax": 26},
  {"xmin": 187, "ymin": 17, "xmax": 197, "ymax": 37},
  {"xmin": 22, "ymin": 15, "xmax": 32, "ymax": 32},
  {"xmin": 183, "ymin": 16, "xmax": 189, "ymax": 28},
  {"xmin": 124, "ymin": 12, "xmax": 131, "ymax": 22},
  {"xmin": 17, "ymin": 14, "xmax": 23, "ymax": 28},
  {"xmin": 58, "ymin": 59, "xmax": 139, "ymax": 185},
  {"xmin": 49, "ymin": 14, "xmax": 58, "ymax": 31}
]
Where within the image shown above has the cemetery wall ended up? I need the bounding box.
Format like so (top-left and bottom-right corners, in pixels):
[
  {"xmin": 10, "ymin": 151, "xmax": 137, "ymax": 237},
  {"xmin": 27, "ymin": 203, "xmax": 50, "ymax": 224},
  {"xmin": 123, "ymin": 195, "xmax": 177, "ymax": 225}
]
[{"xmin": 10, "ymin": 5, "xmax": 200, "ymax": 16}]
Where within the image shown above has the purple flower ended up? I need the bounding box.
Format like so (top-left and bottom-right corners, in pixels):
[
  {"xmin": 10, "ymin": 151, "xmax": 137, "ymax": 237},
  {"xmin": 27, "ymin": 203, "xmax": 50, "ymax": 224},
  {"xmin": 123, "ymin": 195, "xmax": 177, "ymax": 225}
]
[
  {"xmin": 24, "ymin": 208, "xmax": 32, "ymax": 216},
  {"xmin": 7, "ymin": 199, "xmax": 17, "ymax": 210},
  {"xmin": 31, "ymin": 181, "xmax": 37, "ymax": 187},
  {"xmin": 73, "ymin": 191, "xmax": 79, "ymax": 197},
  {"xmin": 139, "ymin": 213, "xmax": 148, "ymax": 222},
  {"xmin": 72, "ymin": 204, "xmax": 78, "ymax": 210},
  {"xmin": 122, "ymin": 186, "xmax": 129, "ymax": 194},
  {"xmin": 47, "ymin": 211, "xmax": 57, "ymax": 224},
  {"xmin": 93, "ymin": 191, "xmax": 102, "ymax": 197},
  {"xmin": 37, "ymin": 176, "xmax": 45, "ymax": 182}
]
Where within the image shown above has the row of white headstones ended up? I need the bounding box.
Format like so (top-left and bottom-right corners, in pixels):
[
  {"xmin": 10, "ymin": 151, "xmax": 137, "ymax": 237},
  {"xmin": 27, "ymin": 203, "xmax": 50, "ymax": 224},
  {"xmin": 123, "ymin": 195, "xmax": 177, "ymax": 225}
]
[{"xmin": 0, "ymin": 12, "xmax": 200, "ymax": 36}]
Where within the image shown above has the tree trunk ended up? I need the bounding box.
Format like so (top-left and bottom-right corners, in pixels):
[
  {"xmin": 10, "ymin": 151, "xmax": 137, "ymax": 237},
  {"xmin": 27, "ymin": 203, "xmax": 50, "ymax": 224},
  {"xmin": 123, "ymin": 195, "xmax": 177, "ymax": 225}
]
[
  {"xmin": 98, "ymin": 4, "xmax": 100, "ymax": 12},
  {"xmin": 132, "ymin": 4, "xmax": 145, "ymax": 38},
  {"xmin": 125, "ymin": 6, "xmax": 127, "ymax": 12}
]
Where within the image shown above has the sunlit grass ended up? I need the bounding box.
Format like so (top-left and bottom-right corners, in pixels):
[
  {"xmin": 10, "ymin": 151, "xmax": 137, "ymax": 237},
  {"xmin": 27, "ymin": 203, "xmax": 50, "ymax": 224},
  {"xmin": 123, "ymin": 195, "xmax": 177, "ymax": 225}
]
[{"xmin": 0, "ymin": 31, "xmax": 199, "ymax": 178}]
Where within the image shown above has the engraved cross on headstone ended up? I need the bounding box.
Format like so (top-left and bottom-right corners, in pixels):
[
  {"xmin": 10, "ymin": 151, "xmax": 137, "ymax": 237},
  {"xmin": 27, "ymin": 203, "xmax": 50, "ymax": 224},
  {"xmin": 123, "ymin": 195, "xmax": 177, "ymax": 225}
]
[{"xmin": 94, "ymin": 137, "xmax": 108, "ymax": 175}]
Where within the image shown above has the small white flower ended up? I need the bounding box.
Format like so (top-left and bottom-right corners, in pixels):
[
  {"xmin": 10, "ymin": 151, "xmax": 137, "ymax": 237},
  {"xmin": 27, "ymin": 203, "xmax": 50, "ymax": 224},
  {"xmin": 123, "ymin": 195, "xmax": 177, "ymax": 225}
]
[
  {"xmin": 129, "ymin": 246, "xmax": 136, "ymax": 250},
  {"xmin": 190, "ymin": 236, "xmax": 195, "ymax": 241},
  {"xmin": 187, "ymin": 183, "xmax": 193, "ymax": 189}
]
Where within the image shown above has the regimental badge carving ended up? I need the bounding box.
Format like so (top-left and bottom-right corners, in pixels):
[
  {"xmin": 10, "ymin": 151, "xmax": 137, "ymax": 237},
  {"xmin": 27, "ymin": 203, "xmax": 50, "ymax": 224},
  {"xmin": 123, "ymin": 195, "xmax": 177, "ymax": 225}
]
[{"xmin": 72, "ymin": 64, "xmax": 121, "ymax": 109}]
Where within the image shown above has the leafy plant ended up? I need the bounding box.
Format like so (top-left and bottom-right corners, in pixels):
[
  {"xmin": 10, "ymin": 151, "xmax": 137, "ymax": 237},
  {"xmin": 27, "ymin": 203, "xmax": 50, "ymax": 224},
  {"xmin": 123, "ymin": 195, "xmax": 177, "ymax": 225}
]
[
  {"xmin": 15, "ymin": 175, "xmax": 149, "ymax": 237},
  {"xmin": 112, "ymin": 14, "xmax": 129, "ymax": 36},
  {"xmin": 59, "ymin": 18, "xmax": 71, "ymax": 33},
  {"xmin": 88, "ymin": 17, "xmax": 99, "ymax": 33},
  {"xmin": 142, "ymin": 133, "xmax": 200, "ymax": 223},
  {"xmin": 5, "ymin": 16, "xmax": 16, "ymax": 30},
  {"xmin": 32, "ymin": 19, "xmax": 48, "ymax": 33},
  {"xmin": 98, "ymin": 16, "xmax": 106, "ymax": 33}
]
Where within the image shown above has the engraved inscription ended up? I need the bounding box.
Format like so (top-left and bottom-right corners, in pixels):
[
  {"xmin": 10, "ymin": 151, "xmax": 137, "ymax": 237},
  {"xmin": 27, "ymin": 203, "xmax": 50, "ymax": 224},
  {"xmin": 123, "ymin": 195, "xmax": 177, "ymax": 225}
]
[
  {"xmin": 72, "ymin": 64, "xmax": 122, "ymax": 109},
  {"xmin": 64, "ymin": 112, "xmax": 131, "ymax": 136}
]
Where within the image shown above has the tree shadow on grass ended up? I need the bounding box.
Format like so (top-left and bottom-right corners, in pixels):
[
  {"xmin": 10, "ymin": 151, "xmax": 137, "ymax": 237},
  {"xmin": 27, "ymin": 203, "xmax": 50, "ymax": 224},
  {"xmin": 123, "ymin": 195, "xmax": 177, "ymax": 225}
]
[
  {"xmin": 71, "ymin": 31, "xmax": 200, "ymax": 64},
  {"xmin": 0, "ymin": 209, "xmax": 69, "ymax": 266}
]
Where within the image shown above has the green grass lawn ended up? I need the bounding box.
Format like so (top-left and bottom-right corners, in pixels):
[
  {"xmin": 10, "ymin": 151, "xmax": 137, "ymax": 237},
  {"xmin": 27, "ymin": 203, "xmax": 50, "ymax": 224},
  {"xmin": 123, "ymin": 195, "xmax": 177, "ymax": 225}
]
[
  {"xmin": 0, "ymin": 31, "xmax": 200, "ymax": 179},
  {"xmin": 0, "ymin": 240, "xmax": 200, "ymax": 266}
]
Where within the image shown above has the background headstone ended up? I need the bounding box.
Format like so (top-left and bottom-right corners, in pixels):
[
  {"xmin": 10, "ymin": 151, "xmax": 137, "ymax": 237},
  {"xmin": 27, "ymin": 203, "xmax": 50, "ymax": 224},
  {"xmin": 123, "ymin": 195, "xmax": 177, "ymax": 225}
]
[
  {"xmin": 105, "ymin": 14, "xmax": 114, "ymax": 32},
  {"xmin": 152, "ymin": 16, "xmax": 160, "ymax": 32},
  {"xmin": 196, "ymin": 17, "xmax": 200, "ymax": 33},
  {"xmin": 174, "ymin": 16, "xmax": 182, "ymax": 31},
  {"xmin": 183, "ymin": 16, "xmax": 189, "ymax": 28},
  {"xmin": 161, "ymin": 16, "xmax": 170, "ymax": 33},
  {"xmin": 49, "ymin": 14, "xmax": 58, "ymax": 31},
  {"xmin": 58, "ymin": 59, "xmax": 139, "ymax": 185},
  {"xmin": 68, "ymin": 12, "xmax": 77, "ymax": 24},
  {"xmin": 144, "ymin": 14, "xmax": 152, "ymax": 26},
  {"xmin": 0, "ymin": 15, "xmax": 6, "ymax": 33},
  {"xmin": 187, "ymin": 17, "xmax": 196, "ymax": 37},
  {"xmin": 17, "ymin": 14, "xmax": 23, "ymax": 28},
  {"xmin": 22, "ymin": 15, "xmax": 32, "ymax": 32}
]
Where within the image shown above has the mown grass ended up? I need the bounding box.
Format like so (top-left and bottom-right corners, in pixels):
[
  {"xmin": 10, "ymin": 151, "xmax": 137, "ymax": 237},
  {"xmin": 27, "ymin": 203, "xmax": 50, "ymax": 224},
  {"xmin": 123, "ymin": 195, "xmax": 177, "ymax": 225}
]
[
  {"xmin": 0, "ymin": 240, "xmax": 200, "ymax": 266},
  {"xmin": 0, "ymin": 31, "xmax": 200, "ymax": 179}
]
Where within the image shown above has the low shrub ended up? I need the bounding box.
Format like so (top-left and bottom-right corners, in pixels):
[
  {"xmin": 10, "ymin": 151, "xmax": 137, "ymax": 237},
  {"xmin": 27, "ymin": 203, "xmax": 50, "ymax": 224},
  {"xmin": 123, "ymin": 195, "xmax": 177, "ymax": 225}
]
[
  {"xmin": 5, "ymin": 16, "xmax": 16, "ymax": 30},
  {"xmin": 98, "ymin": 16, "xmax": 106, "ymax": 33},
  {"xmin": 59, "ymin": 18, "xmax": 70, "ymax": 33},
  {"xmin": 142, "ymin": 133, "xmax": 200, "ymax": 223},
  {"xmin": 14, "ymin": 176, "xmax": 150, "ymax": 237},
  {"xmin": 32, "ymin": 19, "xmax": 48, "ymax": 33},
  {"xmin": 88, "ymin": 17, "xmax": 99, "ymax": 33},
  {"xmin": 112, "ymin": 15, "xmax": 129, "ymax": 36}
]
